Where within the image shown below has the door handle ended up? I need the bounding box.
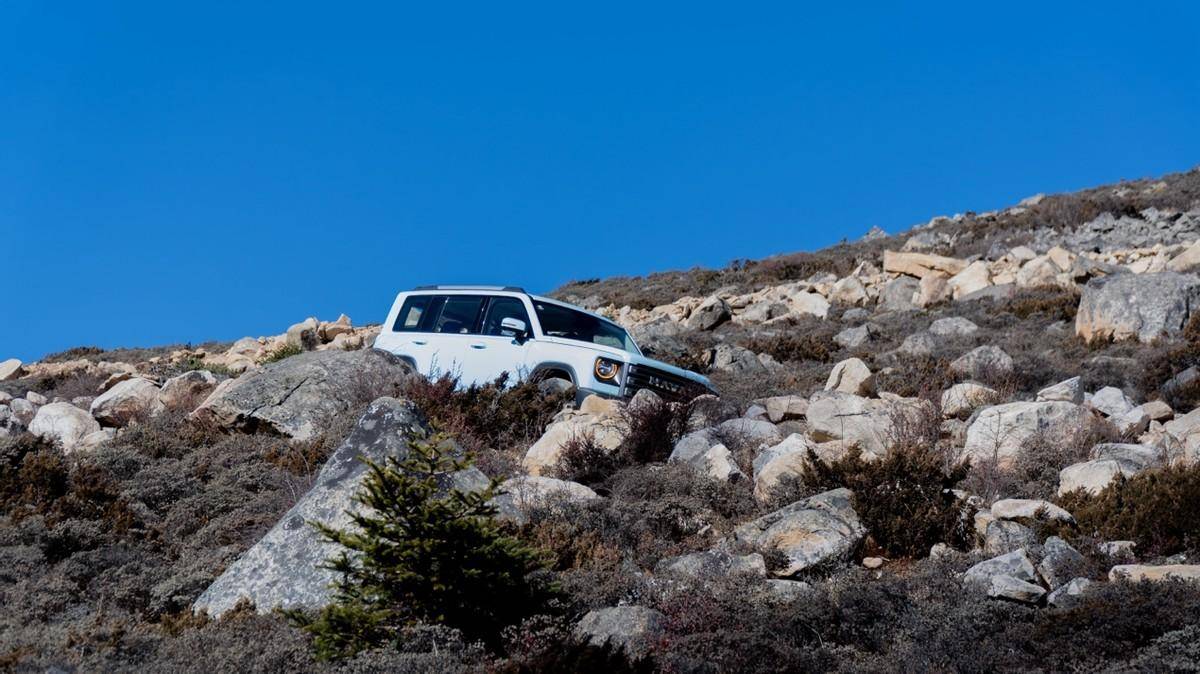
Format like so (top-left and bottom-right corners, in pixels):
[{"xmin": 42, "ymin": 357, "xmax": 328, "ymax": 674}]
[
  {"xmin": 412, "ymin": 340, "xmax": 427, "ymax": 346},
  {"xmin": 470, "ymin": 343, "xmax": 486, "ymax": 349}
]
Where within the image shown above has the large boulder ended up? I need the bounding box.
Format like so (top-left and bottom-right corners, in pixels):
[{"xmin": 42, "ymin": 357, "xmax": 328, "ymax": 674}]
[
  {"xmin": 90, "ymin": 377, "xmax": 165, "ymax": 426},
  {"xmin": 961, "ymin": 401, "xmax": 1093, "ymax": 468},
  {"xmin": 193, "ymin": 397, "xmax": 488, "ymax": 618},
  {"xmin": 807, "ymin": 391, "xmax": 931, "ymax": 461},
  {"xmin": 29, "ymin": 402, "xmax": 102, "ymax": 453},
  {"xmin": 190, "ymin": 349, "xmax": 416, "ymax": 440},
  {"xmin": 523, "ymin": 401, "xmax": 626, "ymax": 476},
  {"xmin": 727, "ymin": 488, "xmax": 866, "ymax": 577},
  {"xmin": 1075, "ymin": 272, "xmax": 1200, "ymax": 343},
  {"xmin": 883, "ymin": 251, "xmax": 969, "ymax": 279},
  {"xmin": 0, "ymin": 358, "xmax": 24, "ymax": 381},
  {"xmin": 1056, "ymin": 443, "xmax": 1162, "ymax": 496}
]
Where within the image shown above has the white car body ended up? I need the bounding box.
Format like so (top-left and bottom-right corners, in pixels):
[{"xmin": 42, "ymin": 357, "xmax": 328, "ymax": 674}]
[{"xmin": 373, "ymin": 285, "xmax": 715, "ymax": 401}]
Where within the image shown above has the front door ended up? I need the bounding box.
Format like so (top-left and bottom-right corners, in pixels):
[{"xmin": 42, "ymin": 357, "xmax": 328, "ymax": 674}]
[{"xmin": 453, "ymin": 296, "xmax": 531, "ymax": 386}]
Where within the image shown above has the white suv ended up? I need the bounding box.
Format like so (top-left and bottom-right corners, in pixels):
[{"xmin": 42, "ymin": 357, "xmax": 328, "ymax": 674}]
[{"xmin": 374, "ymin": 285, "xmax": 716, "ymax": 401}]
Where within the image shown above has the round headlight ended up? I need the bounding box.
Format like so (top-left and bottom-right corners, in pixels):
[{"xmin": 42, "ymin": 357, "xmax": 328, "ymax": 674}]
[{"xmin": 594, "ymin": 358, "xmax": 621, "ymax": 381}]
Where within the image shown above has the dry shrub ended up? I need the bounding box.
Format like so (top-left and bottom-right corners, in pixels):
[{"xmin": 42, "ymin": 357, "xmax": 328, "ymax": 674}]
[
  {"xmin": 801, "ymin": 443, "xmax": 973, "ymax": 559},
  {"xmin": 746, "ymin": 331, "xmax": 834, "ymax": 364},
  {"xmin": 1139, "ymin": 312, "xmax": 1200, "ymax": 409},
  {"xmin": 618, "ymin": 396, "xmax": 695, "ymax": 465},
  {"xmin": 874, "ymin": 355, "xmax": 957, "ymax": 401},
  {"xmin": 1003, "ymin": 285, "xmax": 1082, "ymax": 321},
  {"xmin": 554, "ymin": 431, "xmax": 618, "ymax": 485},
  {"xmin": 1059, "ymin": 463, "xmax": 1200, "ymax": 556},
  {"xmin": 403, "ymin": 373, "xmax": 571, "ymax": 455}
]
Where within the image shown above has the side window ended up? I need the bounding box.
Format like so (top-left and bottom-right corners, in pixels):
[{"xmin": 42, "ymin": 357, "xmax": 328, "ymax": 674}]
[
  {"xmin": 433, "ymin": 296, "xmax": 485, "ymax": 334},
  {"xmin": 482, "ymin": 297, "xmax": 531, "ymax": 337},
  {"xmin": 393, "ymin": 295, "xmax": 432, "ymax": 332}
]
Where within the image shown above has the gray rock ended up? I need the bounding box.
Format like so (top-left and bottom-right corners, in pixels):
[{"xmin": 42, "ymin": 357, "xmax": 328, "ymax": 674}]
[
  {"xmin": 928, "ymin": 316, "xmax": 979, "ymax": 337},
  {"xmin": 824, "ymin": 358, "xmax": 875, "ymax": 396},
  {"xmin": 0, "ymin": 358, "xmax": 24, "ymax": 381},
  {"xmin": 1047, "ymin": 577, "xmax": 1092, "ymax": 608},
  {"xmin": 964, "ymin": 548, "xmax": 1038, "ymax": 586},
  {"xmin": 29, "ymin": 402, "xmax": 102, "ymax": 454},
  {"xmin": 0, "ymin": 405, "xmax": 20, "ymax": 436},
  {"xmin": 897, "ymin": 331, "xmax": 937, "ymax": 357},
  {"xmin": 9, "ymin": 398, "xmax": 36, "ymax": 426},
  {"xmin": 958, "ymin": 283, "xmax": 1015, "ymax": 302},
  {"xmin": 1037, "ymin": 537, "xmax": 1086, "ymax": 590},
  {"xmin": 728, "ymin": 488, "xmax": 866, "ymax": 577},
  {"xmin": 990, "ymin": 499, "xmax": 1075, "ymax": 524},
  {"xmin": 490, "ymin": 476, "xmax": 600, "ymax": 525},
  {"xmin": 962, "ymin": 401, "xmax": 1093, "ymax": 468},
  {"xmin": 763, "ymin": 578, "xmax": 813, "ymax": 601},
  {"xmin": 950, "ymin": 345, "xmax": 1014, "ymax": 379},
  {"xmin": 654, "ymin": 549, "xmax": 767, "ymax": 580},
  {"xmin": 1076, "ymin": 271, "xmax": 1200, "ymax": 344},
  {"xmin": 1037, "ymin": 376, "xmax": 1083, "ymax": 404},
  {"xmin": 983, "ymin": 520, "xmax": 1036, "ymax": 556},
  {"xmin": 191, "ymin": 349, "xmax": 417, "ymax": 440},
  {"xmin": 941, "ymin": 382, "xmax": 998, "ymax": 418},
  {"xmin": 159, "ymin": 370, "xmax": 221, "ymax": 411},
  {"xmin": 878, "ymin": 277, "xmax": 920, "ymax": 312},
  {"xmin": 834, "ymin": 324, "xmax": 873, "ymax": 349},
  {"xmin": 192, "ymin": 398, "xmax": 488, "ymax": 617},
  {"xmin": 90, "ymin": 377, "xmax": 165, "ymax": 427},
  {"xmin": 988, "ymin": 575, "xmax": 1046, "ymax": 604},
  {"xmin": 1089, "ymin": 386, "xmax": 1135, "ymax": 417},
  {"xmin": 708, "ymin": 344, "xmax": 767, "ymax": 375},
  {"xmin": 754, "ymin": 395, "xmax": 808, "ymax": 423},
  {"xmin": 713, "ymin": 418, "xmax": 784, "ymax": 447},
  {"xmin": 574, "ymin": 606, "xmax": 665, "ymax": 657},
  {"xmin": 841, "ymin": 307, "xmax": 871, "ymax": 323},
  {"xmin": 686, "ymin": 296, "xmax": 731, "ymax": 331}
]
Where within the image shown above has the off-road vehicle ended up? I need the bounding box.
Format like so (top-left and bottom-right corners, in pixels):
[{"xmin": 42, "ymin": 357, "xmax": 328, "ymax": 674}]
[{"xmin": 374, "ymin": 285, "xmax": 715, "ymax": 401}]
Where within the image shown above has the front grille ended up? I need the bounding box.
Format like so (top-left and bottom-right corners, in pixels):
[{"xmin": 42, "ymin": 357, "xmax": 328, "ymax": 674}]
[{"xmin": 622, "ymin": 364, "xmax": 707, "ymax": 402}]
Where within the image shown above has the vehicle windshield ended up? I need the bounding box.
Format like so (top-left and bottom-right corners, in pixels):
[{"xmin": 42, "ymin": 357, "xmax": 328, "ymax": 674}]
[{"xmin": 533, "ymin": 301, "xmax": 640, "ymax": 354}]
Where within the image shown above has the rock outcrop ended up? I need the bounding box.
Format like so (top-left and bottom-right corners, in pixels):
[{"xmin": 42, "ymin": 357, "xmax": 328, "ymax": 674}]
[
  {"xmin": 191, "ymin": 349, "xmax": 416, "ymax": 440},
  {"xmin": 192, "ymin": 397, "xmax": 488, "ymax": 618}
]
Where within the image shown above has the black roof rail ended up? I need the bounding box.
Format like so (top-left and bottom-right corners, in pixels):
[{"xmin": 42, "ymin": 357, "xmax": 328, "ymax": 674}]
[{"xmin": 411, "ymin": 285, "xmax": 527, "ymax": 293}]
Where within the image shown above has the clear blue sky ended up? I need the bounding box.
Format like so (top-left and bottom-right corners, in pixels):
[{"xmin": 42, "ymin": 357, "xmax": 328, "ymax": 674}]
[{"xmin": 3, "ymin": 2, "xmax": 1198, "ymax": 362}]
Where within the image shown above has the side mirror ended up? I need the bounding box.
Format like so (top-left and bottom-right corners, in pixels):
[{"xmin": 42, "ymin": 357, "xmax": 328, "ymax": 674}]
[{"xmin": 501, "ymin": 317, "xmax": 528, "ymax": 340}]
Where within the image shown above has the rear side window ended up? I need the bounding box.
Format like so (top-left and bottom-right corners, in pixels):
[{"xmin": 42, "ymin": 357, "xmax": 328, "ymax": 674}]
[
  {"xmin": 433, "ymin": 296, "xmax": 485, "ymax": 334},
  {"xmin": 393, "ymin": 295, "xmax": 432, "ymax": 332}
]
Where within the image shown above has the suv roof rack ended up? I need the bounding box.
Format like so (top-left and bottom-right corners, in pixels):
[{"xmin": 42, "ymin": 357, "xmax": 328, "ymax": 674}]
[{"xmin": 412, "ymin": 285, "xmax": 527, "ymax": 293}]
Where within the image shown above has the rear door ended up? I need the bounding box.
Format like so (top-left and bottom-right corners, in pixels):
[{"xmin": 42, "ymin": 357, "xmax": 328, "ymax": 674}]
[{"xmin": 422, "ymin": 294, "xmax": 487, "ymax": 381}]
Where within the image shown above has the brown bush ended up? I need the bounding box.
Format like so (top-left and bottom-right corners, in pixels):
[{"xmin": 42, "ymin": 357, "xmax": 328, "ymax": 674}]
[
  {"xmin": 745, "ymin": 331, "xmax": 833, "ymax": 364},
  {"xmin": 404, "ymin": 373, "xmax": 571, "ymax": 456},
  {"xmin": 1059, "ymin": 463, "xmax": 1200, "ymax": 556},
  {"xmin": 554, "ymin": 431, "xmax": 618, "ymax": 485},
  {"xmin": 802, "ymin": 444, "xmax": 973, "ymax": 559},
  {"xmin": 1003, "ymin": 285, "xmax": 1082, "ymax": 321}
]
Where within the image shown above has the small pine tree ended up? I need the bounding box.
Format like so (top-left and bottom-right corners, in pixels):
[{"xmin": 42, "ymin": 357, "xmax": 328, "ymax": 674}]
[{"xmin": 290, "ymin": 433, "xmax": 556, "ymax": 659}]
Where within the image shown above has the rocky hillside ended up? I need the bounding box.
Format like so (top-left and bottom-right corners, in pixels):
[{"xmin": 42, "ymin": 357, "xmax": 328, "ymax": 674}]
[{"xmin": 3, "ymin": 168, "xmax": 1200, "ymax": 672}]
